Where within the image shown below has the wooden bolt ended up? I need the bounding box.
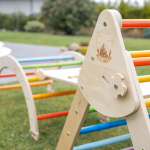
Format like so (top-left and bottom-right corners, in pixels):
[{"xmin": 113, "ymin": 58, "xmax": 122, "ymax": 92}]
[
  {"xmin": 103, "ymin": 22, "xmax": 107, "ymax": 26},
  {"xmin": 91, "ymin": 56, "xmax": 94, "ymax": 61},
  {"xmin": 75, "ymin": 110, "xmax": 78, "ymax": 114}
]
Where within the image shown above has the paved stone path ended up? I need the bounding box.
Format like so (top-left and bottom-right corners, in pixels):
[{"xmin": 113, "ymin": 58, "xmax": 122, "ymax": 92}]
[{"xmin": 0, "ymin": 42, "xmax": 61, "ymax": 84}]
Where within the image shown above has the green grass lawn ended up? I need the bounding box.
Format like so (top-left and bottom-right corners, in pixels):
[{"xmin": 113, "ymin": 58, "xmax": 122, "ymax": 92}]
[
  {"xmin": 0, "ymin": 81, "xmax": 132, "ymax": 150},
  {"xmin": 0, "ymin": 31, "xmax": 150, "ymax": 50},
  {"xmin": 0, "ymin": 32, "xmax": 150, "ymax": 149}
]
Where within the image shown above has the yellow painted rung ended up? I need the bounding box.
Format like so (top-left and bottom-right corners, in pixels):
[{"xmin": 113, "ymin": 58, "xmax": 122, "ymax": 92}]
[
  {"xmin": 138, "ymin": 75, "xmax": 150, "ymax": 83},
  {"xmin": 28, "ymin": 76, "xmax": 39, "ymax": 82},
  {"xmin": 145, "ymin": 98, "xmax": 150, "ymax": 107}
]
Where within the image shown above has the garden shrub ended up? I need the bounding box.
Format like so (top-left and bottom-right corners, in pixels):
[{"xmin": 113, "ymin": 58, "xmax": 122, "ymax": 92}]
[
  {"xmin": 0, "ymin": 13, "xmax": 14, "ymax": 30},
  {"xmin": 0, "ymin": 12, "xmax": 41, "ymax": 31},
  {"xmin": 24, "ymin": 21, "xmax": 45, "ymax": 32},
  {"xmin": 11, "ymin": 12, "xmax": 27, "ymax": 31},
  {"xmin": 41, "ymin": 0, "xmax": 98, "ymax": 35},
  {"xmin": 143, "ymin": 28, "xmax": 150, "ymax": 38}
]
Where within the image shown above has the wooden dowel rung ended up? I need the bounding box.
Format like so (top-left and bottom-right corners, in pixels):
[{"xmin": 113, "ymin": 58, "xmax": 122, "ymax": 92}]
[
  {"xmin": 133, "ymin": 57, "xmax": 150, "ymax": 66},
  {"xmin": 28, "ymin": 76, "xmax": 39, "ymax": 82},
  {"xmin": 33, "ymin": 90, "xmax": 76, "ymax": 100},
  {"xmin": 0, "ymin": 81, "xmax": 51, "ymax": 90},
  {"xmin": 122, "ymin": 19, "xmax": 150, "ymax": 28},
  {"xmin": 130, "ymin": 50, "xmax": 150, "ymax": 58}
]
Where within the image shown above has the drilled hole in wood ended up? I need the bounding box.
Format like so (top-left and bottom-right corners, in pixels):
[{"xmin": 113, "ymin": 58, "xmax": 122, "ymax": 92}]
[{"xmin": 102, "ymin": 75, "xmax": 109, "ymax": 85}]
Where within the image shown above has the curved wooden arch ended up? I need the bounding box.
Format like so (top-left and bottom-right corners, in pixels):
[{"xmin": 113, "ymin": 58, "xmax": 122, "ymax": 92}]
[{"xmin": 0, "ymin": 55, "xmax": 39, "ymax": 140}]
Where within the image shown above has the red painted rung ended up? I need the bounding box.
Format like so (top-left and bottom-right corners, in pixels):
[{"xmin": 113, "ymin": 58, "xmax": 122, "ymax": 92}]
[
  {"xmin": 0, "ymin": 71, "xmax": 34, "ymax": 77},
  {"xmin": 133, "ymin": 57, "xmax": 150, "ymax": 67},
  {"xmin": 122, "ymin": 20, "xmax": 150, "ymax": 28},
  {"xmin": 37, "ymin": 110, "xmax": 69, "ymax": 120}
]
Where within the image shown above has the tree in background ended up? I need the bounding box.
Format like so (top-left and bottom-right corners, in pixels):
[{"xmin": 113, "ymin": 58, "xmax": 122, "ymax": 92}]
[
  {"xmin": 41, "ymin": 0, "xmax": 98, "ymax": 35},
  {"xmin": 97, "ymin": 0, "xmax": 150, "ymax": 19}
]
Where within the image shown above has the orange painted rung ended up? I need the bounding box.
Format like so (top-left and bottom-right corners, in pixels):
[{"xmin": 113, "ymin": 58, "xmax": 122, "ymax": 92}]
[
  {"xmin": 33, "ymin": 90, "xmax": 76, "ymax": 100},
  {"xmin": 0, "ymin": 81, "xmax": 51, "ymax": 90},
  {"xmin": 122, "ymin": 19, "xmax": 150, "ymax": 28},
  {"xmin": 130, "ymin": 50, "xmax": 150, "ymax": 58}
]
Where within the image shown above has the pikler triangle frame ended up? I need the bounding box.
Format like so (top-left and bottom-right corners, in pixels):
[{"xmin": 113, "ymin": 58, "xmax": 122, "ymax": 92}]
[{"xmin": 56, "ymin": 10, "xmax": 150, "ymax": 150}]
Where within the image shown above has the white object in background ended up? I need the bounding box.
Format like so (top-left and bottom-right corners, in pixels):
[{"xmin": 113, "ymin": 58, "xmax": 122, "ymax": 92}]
[
  {"xmin": 0, "ymin": 41, "xmax": 4, "ymax": 47},
  {"xmin": 0, "ymin": 47, "xmax": 11, "ymax": 57}
]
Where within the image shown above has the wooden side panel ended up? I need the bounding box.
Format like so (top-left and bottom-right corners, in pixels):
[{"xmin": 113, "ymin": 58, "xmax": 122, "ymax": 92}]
[
  {"xmin": 56, "ymin": 88, "xmax": 90, "ymax": 150},
  {"xmin": 78, "ymin": 10, "xmax": 139, "ymax": 118}
]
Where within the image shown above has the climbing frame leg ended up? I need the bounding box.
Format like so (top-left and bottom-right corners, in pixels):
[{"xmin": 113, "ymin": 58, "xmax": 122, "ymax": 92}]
[
  {"xmin": 56, "ymin": 88, "xmax": 90, "ymax": 150},
  {"xmin": 126, "ymin": 102, "xmax": 150, "ymax": 149},
  {"xmin": 125, "ymin": 51, "xmax": 150, "ymax": 149}
]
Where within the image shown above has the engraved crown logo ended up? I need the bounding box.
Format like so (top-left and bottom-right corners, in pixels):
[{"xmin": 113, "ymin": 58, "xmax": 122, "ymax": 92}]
[{"xmin": 96, "ymin": 30, "xmax": 113, "ymax": 63}]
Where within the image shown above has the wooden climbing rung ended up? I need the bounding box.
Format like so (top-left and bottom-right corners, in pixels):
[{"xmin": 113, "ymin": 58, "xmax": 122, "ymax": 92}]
[
  {"xmin": 130, "ymin": 50, "xmax": 150, "ymax": 58},
  {"xmin": 122, "ymin": 19, "xmax": 150, "ymax": 28},
  {"xmin": 28, "ymin": 76, "xmax": 40, "ymax": 82},
  {"xmin": 0, "ymin": 81, "xmax": 51, "ymax": 90},
  {"xmin": 133, "ymin": 57, "xmax": 150, "ymax": 66},
  {"xmin": 0, "ymin": 71, "xmax": 34, "ymax": 77},
  {"xmin": 37, "ymin": 106, "xmax": 96, "ymax": 120},
  {"xmin": 33, "ymin": 90, "xmax": 76, "ymax": 100}
]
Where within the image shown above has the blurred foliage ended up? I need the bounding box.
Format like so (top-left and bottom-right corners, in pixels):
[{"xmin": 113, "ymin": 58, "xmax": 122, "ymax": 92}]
[
  {"xmin": 11, "ymin": 12, "xmax": 27, "ymax": 31},
  {"xmin": 24, "ymin": 21, "xmax": 45, "ymax": 32},
  {"xmin": 143, "ymin": 28, "xmax": 150, "ymax": 38},
  {"xmin": 1, "ymin": 0, "xmax": 150, "ymax": 36},
  {"xmin": 41, "ymin": 0, "xmax": 98, "ymax": 35},
  {"xmin": 0, "ymin": 11, "xmax": 39, "ymax": 31},
  {"xmin": 97, "ymin": 0, "xmax": 150, "ymax": 19},
  {"xmin": 0, "ymin": 13, "xmax": 13, "ymax": 30}
]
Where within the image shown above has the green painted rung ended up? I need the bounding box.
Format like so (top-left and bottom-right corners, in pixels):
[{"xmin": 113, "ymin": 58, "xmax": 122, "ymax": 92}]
[
  {"xmin": 22, "ymin": 61, "xmax": 83, "ymax": 69},
  {"xmin": 88, "ymin": 106, "xmax": 97, "ymax": 113}
]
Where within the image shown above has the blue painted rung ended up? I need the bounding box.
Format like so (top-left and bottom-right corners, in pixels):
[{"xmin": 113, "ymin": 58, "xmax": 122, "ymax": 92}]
[
  {"xmin": 73, "ymin": 134, "xmax": 131, "ymax": 150},
  {"xmin": 80, "ymin": 114, "xmax": 150, "ymax": 135},
  {"xmin": 17, "ymin": 55, "xmax": 74, "ymax": 63},
  {"xmin": 80, "ymin": 118, "xmax": 127, "ymax": 134}
]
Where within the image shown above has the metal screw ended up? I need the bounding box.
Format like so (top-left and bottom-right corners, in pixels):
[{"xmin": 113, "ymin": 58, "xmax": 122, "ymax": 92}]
[
  {"xmin": 91, "ymin": 56, "xmax": 94, "ymax": 61},
  {"xmin": 75, "ymin": 110, "xmax": 78, "ymax": 114},
  {"xmin": 103, "ymin": 22, "xmax": 107, "ymax": 26},
  {"xmin": 81, "ymin": 85, "xmax": 83, "ymax": 89},
  {"xmin": 114, "ymin": 84, "xmax": 118, "ymax": 89},
  {"xmin": 67, "ymin": 132, "xmax": 70, "ymax": 136}
]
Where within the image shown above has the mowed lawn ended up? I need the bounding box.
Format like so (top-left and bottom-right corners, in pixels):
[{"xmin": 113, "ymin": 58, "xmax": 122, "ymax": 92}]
[{"xmin": 0, "ymin": 31, "xmax": 150, "ymax": 149}]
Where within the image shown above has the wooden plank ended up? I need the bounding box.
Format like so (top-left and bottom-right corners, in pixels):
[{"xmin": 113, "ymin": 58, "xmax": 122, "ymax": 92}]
[
  {"xmin": 56, "ymin": 88, "xmax": 90, "ymax": 150},
  {"xmin": 38, "ymin": 68, "xmax": 80, "ymax": 86}
]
